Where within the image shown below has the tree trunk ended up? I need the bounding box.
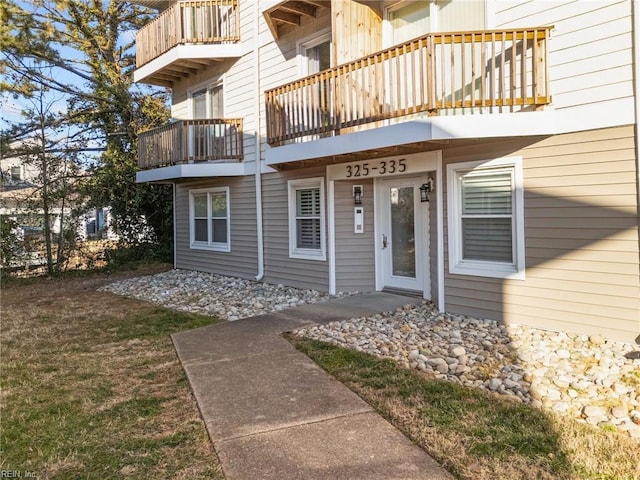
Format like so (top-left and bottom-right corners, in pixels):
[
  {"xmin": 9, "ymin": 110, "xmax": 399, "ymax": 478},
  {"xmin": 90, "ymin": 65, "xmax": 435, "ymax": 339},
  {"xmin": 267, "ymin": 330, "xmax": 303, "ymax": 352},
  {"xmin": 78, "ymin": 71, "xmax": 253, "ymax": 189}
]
[{"xmin": 38, "ymin": 96, "xmax": 54, "ymax": 275}]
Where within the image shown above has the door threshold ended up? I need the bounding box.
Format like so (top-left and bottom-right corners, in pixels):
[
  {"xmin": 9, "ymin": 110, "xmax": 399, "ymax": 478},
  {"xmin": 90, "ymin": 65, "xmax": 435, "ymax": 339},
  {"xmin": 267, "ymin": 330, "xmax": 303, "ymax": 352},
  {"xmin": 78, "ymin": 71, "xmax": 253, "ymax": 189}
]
[{"xmin": 381, "ymin": 287, "xmax": 424, "ymax": 298}]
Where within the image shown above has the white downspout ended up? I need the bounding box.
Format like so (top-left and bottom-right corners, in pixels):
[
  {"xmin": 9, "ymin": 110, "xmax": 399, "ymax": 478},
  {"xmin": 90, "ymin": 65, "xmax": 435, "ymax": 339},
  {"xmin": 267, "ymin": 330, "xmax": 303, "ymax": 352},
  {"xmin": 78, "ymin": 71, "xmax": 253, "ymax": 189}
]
[
  {"xmin": 632, "ymin": 0, "xmax": 640, "ymax": 343},
  {"xmin": 254, "ymin": 1, "xmax": 265, "ymax": 281}
]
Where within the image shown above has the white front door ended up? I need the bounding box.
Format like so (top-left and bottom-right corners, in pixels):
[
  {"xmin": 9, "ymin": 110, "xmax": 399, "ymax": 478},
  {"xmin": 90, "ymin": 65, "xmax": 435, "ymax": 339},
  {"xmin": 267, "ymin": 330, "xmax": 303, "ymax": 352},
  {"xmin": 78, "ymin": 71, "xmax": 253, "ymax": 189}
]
[{"xmin": 377, "ymin": 176, "xmax": 430, "ymax": 294}]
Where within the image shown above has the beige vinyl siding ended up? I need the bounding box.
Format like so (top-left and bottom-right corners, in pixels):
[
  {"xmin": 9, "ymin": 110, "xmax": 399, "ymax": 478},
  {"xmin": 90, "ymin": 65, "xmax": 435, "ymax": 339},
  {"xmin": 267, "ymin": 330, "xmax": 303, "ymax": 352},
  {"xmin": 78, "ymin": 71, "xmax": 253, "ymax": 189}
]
[
  {"xmin": 334, "ymin": 179, "xmax": 375, "ymax": 292},
  {"xmin": 224, "ymin": 51, "xmax": 257, "ymax": 162},
  {"xmin": 437, "ymin": 0, "xmax": 486, "ymax": 31},
  {"xmin": 175, "ymin": 176, "xmax": 257, "ymax": 278},
  {"xmin": 442, "ymin": 124, "xmax": 640, "ymax": 342},
  {"xmin": 170, "ymin": 91, "xmax": 188, "ymax": 119},
  {"xmin": 495, "ymin": 0, "xmax": 633, "ymax": 113},
  {"xmin": 262, "ymin": 167, "xmax": 329, "ymax": 290}
]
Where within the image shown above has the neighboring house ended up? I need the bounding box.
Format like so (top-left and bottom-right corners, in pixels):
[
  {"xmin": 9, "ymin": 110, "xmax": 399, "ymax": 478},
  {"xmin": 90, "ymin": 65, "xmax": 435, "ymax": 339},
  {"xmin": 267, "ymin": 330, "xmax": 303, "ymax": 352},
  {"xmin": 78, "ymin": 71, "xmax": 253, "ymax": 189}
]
[
  {"xmin": 0, "ymin": 152, "xmax": 116, "ymax": 243},
  {"xmin": 131, "ymin": 0, "xmax": 640, "ymax": 343},
  {"xmin": 1, "ymin": 153, "xmax": 66, "ymax": 239},
  {"xmin": 0, "ymin": 154, "xmax": 40, "ymax": 188},
  {"xmin": 83, "ymin": 206, "xmax": 118, "ymax": 240}
]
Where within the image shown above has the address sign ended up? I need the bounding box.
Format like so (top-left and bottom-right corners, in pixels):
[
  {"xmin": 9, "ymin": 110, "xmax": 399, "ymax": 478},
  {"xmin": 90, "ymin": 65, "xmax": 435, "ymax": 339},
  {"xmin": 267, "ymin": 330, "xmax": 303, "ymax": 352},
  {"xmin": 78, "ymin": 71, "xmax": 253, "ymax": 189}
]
[{"xmin": 327, "ymin": 152, "xmax": 440, "ymax": 181}]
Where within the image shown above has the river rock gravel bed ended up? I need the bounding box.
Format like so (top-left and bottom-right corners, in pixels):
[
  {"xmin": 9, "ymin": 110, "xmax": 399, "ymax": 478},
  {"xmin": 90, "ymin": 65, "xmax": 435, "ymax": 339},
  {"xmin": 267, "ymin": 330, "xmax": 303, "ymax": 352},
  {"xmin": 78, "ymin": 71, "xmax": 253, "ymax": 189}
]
[
  {"xmin": 295, "ymin": 302, "xmax": 640, "ymax": 440},
  {"xmin": 99, "ymin": 269, "xmax": 350, "ymax": 320},
  {"xmin": 101, "ymin": 269, "xmax": 640, "ymax": 440}
]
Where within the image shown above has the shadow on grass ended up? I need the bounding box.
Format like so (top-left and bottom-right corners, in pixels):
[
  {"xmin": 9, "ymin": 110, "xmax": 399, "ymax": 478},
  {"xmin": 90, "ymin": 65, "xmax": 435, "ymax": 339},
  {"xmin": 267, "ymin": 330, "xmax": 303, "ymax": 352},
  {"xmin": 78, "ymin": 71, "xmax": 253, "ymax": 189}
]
[{"xmin": 287, "ymin": 336, "xmax": 622, "ymax": 480}]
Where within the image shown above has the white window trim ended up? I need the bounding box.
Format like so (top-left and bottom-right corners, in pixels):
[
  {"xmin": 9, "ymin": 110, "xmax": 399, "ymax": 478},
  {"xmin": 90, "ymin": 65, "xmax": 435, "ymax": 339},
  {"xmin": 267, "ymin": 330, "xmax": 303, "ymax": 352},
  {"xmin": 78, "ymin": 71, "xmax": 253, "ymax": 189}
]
[
  {"xmin": 189, "ymin": 186, "xmax": 231, "ymax": 252},
  {"xmin": 382, "ymin": 1, "xmax": 492, "ymax": 47},
  {"xmin": 447, "ymin": 157, "xmax": 525, "ymax": 280},
  {"xmin": 288, "ymin": 177, "xmax": 326, "ymax": 261},
  {"xmin": 383, "ymin": 0, "xmax": 437, "ymax": 48},
  {"xmin": 189, "ymin": 78, "xmax": 224, "ymax": 118},
  {"xmin": 297, "ymin": 29, "xmax": 331, "ymax": 77}
]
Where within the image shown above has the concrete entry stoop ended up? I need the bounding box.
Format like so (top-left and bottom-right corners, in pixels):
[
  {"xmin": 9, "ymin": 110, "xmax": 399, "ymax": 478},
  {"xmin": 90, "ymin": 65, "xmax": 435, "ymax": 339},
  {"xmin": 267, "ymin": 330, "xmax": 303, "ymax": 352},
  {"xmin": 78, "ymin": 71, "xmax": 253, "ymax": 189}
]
[{"xmin": 171, "ymin": 293, "xmax": 454, "ymax": 480}]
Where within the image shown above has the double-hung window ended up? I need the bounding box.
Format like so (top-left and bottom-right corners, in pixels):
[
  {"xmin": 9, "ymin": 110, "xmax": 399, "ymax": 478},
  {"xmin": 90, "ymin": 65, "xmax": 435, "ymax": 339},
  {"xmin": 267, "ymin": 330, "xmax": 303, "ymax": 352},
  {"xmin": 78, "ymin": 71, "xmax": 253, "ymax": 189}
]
[
  {"xmin": 288, "ymin": 178, "xmax": 326, "ymax": 260},
  {"xmin": 447, "ymin": 157, "xmax": 524, "ymax": 279},
  {"xmin": 190, "ymin": 187, "xmax": 230, "ymax": 252}
]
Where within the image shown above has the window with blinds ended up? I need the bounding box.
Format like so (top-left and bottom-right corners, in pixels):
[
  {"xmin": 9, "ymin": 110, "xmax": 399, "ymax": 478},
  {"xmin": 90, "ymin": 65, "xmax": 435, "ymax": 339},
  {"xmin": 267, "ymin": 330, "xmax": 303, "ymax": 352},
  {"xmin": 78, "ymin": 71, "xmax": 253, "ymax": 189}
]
[
  {"xmin": 190, "ymin": 187, "xmax": 230, "ymax": 251},
  {"xmin": 288, "ymin": 178, "xmax": 326, "ymax": 260},
  {"xmin": 193, "ymin": 193, "xmax": 209, "ymax": 242},
  {"xmin": 460, "ymin": 171, "xmax": 513, "ymax": 262},
  {"xmin": 211, "ymin": 192, "xmax": 228, "ymax": 244},
  {"xmin": 296, "ymin": 188, "xmax": 321, "ymax": 249},
  {"xmin": 447, "ymin": 158, "xmax": 525, "ymax": 279}
]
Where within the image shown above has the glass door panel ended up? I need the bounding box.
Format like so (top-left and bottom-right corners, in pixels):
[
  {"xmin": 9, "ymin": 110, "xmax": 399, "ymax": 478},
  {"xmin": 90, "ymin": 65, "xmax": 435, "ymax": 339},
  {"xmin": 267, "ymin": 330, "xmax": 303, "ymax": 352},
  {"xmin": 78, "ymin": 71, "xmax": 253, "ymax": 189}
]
[{"xmin": 390, "ymin": 186, "xmax": 416, "ymax": 278}]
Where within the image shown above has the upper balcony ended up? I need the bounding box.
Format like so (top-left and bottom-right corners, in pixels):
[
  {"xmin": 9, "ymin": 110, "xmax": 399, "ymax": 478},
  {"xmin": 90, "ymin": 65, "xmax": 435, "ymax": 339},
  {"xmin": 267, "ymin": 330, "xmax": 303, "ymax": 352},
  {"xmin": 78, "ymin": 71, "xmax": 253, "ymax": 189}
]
[
  {"xmin": 136, "ymin": 119, "xmax": 245, "ymax": 182},
  {"xmin": 134, "ymin": 0, "xmax": 241, "ymax": 87},
  {"xmin": 265, "ymin": 27, "xmax": 552, "ymax": 149}
]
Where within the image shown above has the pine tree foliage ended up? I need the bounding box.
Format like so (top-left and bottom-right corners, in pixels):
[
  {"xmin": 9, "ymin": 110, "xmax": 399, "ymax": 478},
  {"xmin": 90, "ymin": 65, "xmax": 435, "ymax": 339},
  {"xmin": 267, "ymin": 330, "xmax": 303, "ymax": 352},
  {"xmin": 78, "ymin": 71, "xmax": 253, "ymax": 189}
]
[{"xmin": 1, "ymin": 0, "xmax": 173, "ymax": 250}]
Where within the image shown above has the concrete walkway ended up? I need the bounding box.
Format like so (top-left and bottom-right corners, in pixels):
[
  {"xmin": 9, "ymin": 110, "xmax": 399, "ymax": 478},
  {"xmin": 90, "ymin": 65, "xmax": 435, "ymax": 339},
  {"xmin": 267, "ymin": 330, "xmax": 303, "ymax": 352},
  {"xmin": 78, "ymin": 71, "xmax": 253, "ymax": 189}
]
[{"xmin": 172, "ymin": 292, "xmax": 454, "ymax": 480}]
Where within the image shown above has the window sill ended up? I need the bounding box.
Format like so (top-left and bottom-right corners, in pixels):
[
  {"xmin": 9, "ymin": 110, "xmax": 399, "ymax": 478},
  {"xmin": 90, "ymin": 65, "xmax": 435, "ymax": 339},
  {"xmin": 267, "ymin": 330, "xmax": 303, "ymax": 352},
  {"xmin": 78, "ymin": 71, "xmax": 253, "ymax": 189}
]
[
  {"xmin": 190, "ymin": 243, "xmax": 230, "ymax": 253},
  {"xmin": 289, "ymin": 249, "xmax": 326, "ymax": 261},
  {"xmin": 449, "ymin": 260, "xmax": 525, "ymax": 280}
]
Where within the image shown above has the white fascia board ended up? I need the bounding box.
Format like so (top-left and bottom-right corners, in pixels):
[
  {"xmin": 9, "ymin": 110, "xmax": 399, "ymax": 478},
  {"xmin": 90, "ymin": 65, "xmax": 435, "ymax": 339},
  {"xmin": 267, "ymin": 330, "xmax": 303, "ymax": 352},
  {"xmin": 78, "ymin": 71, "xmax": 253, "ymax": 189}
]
[
  {"xmin": 429, "ymin": 111, "xmax": 556, "ymax": 140},
  {"xmin": 551, "ymin": 98, "xmax": 635, "ymax": 135},
  {"xmin": 431, "ymin": 99, "xmax": 636, "ymax": 139},
  {"xmin": 136, "ymin": 162, "xmax": 252, "ymax": 183},
  {"xmin": 265, "ymin": 112, "xmax": 559, "ymax": 167},
  {"xmin": 265, "ymin": 99, "xmax": 637, "ymax": 168},
  {"xmin": 265, "ymin": 121, "xmax": 434, "ymax": 166},
  {"xmin": 133, "ymin": 44, "xmax": 244, "ymax": 84}
]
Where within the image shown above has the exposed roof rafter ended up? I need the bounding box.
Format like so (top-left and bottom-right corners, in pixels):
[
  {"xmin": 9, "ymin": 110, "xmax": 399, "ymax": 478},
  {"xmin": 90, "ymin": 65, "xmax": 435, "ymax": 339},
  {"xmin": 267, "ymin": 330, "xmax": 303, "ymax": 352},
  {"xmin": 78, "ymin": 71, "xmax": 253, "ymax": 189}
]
[
  {"xmin": 264, "ymin": 0, "xmax": 330, "ymax": 39},
  {"xmin": 270, "ymin": 10, "xmax": 301, "ymax": 26},
  {"xmin": 279, "ymin": 1, "xmax": 317, "ymax": 17}
]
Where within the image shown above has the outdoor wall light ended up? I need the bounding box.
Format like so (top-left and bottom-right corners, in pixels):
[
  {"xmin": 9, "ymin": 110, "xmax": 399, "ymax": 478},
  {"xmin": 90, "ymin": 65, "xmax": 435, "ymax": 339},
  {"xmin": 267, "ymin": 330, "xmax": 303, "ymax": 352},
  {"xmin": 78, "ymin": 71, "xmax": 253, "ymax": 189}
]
[
  {"xmin": 419, "ymin": 179, "xmax": 434, "ymax": 202},
  {"xmin": 353, "ymin": 185, "xmax": 363, "ymax": 205}
]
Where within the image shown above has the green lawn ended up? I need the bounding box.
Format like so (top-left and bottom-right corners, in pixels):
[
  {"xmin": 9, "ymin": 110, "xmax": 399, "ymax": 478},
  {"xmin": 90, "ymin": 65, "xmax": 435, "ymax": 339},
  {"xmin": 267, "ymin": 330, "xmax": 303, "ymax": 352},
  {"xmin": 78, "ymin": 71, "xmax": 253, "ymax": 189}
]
[{"xmin": 1, "ymin": 268, "xmax": 225, "ymax": 479}]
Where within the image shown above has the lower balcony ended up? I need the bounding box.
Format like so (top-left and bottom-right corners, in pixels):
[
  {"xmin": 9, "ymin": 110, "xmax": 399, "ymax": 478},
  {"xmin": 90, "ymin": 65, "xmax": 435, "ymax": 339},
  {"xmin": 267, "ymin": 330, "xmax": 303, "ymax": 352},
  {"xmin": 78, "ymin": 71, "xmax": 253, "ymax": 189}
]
[
  {"xmin": 137, "ymin": 119, "xmax": 244, "ymax": 183},
  {"xmin": 265, "ymin": 27, "xmax": 552, "ymax": 148}
]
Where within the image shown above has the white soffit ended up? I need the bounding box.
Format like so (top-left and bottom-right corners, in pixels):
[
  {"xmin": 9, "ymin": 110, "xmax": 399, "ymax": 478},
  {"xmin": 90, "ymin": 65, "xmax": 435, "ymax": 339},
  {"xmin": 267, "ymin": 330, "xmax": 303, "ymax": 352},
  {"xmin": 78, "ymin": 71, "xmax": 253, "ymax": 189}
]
[
  {"xmin": 265, "ymin": 111, "xmax": 557, "ymax": 167},
  {"xmin": 136, "ymin": 162, "xmax": 254, "ymax": 183},
  {"xmin": 133, "ymin": 44, "xmax": 244, "ymax": 84}
]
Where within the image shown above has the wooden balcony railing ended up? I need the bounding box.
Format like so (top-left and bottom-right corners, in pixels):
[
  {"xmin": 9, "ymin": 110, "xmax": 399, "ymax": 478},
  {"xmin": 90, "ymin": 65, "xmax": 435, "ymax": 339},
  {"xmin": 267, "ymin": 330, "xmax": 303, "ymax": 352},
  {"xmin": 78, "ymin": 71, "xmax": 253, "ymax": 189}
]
[
  {"xmin": 138, "ymin": 119, "xmax": 243, "ymax": 169},
  {"xmin": 265, "ymin": 27, "xmax": 552, "ymax": 146},
  {"xmin": 136, "ymin": 0, "xmax": 240, "ymax": 68}
]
